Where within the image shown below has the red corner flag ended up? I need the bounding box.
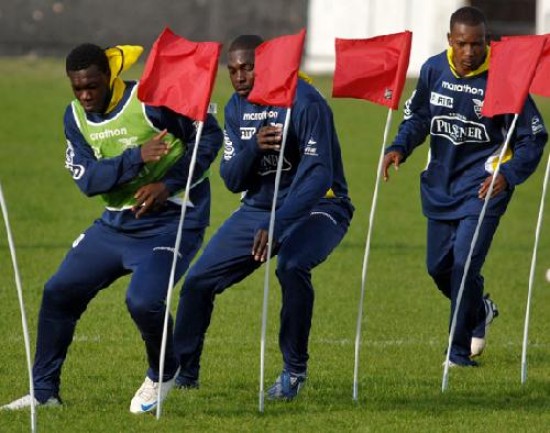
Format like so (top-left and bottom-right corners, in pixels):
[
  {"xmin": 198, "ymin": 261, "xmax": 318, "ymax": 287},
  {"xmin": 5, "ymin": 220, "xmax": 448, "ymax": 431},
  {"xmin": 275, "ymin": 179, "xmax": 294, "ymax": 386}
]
[
  {"xmin": 138, "ymin": 27, "xmax": 221, "ymax": 121},
  {"xmin": 247, "ymin": 29, "xmax": 306, "ymax": 108},
  {"xmin": 332, "ymin": 31, "xmax": 412, "ymax": 110},
  {"xmin": 481, "ymin": 36, "xmax": 545, "ymax": 117},
  {"xmin": 528, "ymin": 35, "xmax": 550, "ymax": 98},
  {"xmin": 501, "ymin": 35, "xmax": 550, "ymax": 98}
]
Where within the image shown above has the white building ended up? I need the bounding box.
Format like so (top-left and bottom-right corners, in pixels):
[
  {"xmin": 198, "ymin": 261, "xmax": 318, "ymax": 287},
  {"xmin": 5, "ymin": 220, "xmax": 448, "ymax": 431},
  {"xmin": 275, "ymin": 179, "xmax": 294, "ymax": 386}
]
[{"xmin": 305, "ymin": 0, "xmax": 549, "ymax": 76}]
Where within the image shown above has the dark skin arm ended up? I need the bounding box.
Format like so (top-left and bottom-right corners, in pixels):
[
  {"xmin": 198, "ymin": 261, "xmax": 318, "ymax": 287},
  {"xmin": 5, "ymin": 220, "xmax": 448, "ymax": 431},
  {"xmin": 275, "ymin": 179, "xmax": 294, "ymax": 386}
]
[
  {"xmin": 255, "ymin": 124, "xmax": 282, "ymax": 152},
  {"xmin": 132, "ymin": 182, "xmax": 170, "ymax": 218},
  {"xmin": 141, "ymin": 129, "xmax": 169, "ymax": 162},
  {"xmin": 252, "ymin": 229, "xmax": 270, "ymax": 262},
  {"xmin": 478, "ymin": 174, "xmax": 508, "ymax": 199},
  {"xmin": 131, "ymin": 129, "xmax": 170, "ymax": 218},
  {"xmin": 251, "ymin": 124, "xmax": 283, "ymax": 261},
  {"xmin": 382, "ymin": 150, "xmax": 403, "ymax": 181}
]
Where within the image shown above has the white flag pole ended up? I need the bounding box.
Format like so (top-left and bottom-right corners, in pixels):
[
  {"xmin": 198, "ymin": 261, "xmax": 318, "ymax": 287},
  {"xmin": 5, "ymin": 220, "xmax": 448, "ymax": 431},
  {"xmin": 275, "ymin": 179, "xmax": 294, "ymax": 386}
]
[
  {"xmin": 0, "ymin": 183, "xmax": 37, "ymax": 433},
  {"xmin": 157, "ymin": 121, "xmax": 205, "ymax": 419},
  {"xmin": 259, "ymin": 107, "xmax": 292, "ymax": 413},
  {"xmin": 521, "ymin": 151, "xmax": 550, "ymax": 383},
  {"xmin": 442, "ymin": 114, "xmax": 519, "ymax": 391},
  {"xmin": 353, "ymin": 108, "xmax": 394, "ymax": 401}
]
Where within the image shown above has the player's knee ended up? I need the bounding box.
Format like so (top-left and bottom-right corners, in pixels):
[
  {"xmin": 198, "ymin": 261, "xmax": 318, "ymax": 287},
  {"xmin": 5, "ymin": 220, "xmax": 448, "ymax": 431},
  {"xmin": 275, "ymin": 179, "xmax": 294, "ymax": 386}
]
[
  {"xmin": 43, "ymin": 276, "xmax": 76, "ymax": 306},
  {"xmin": 125, "ymin": 293, "xmax": 161, "ymax": 320},
  {"xmin": 42, "ymin": 277, "xmax": 91, "ymax": 319},
  {"xmin": 276, "ymin": 256, "xmax": 309, "ymax": 281},
  {"xmin": 181, "ymin": 268, "xmax": 214, "ymax": 294},
  {"xmin": 426, "ymin": 259, "xmax": 447, "ymax": 281}
]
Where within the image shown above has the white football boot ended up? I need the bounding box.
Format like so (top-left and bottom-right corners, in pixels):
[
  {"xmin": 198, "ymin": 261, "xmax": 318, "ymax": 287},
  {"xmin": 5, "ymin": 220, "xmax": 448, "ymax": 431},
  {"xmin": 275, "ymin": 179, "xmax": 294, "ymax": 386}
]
[
  {"xmin": 471, "ymin": 294, "xmax": 499, "ymax": 358},
  {"xmin": 130, "ymin": 368, "xmax": 179, "ymax": 414},
  {"xmin": 1, "ymin": 394, "xmax": 61, "ymax": 410}
]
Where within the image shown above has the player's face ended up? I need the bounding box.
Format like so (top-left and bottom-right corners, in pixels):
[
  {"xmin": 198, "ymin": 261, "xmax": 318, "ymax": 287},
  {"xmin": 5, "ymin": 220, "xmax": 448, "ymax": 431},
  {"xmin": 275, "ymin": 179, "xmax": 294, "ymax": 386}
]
[
  {"xmin": 448, "ymin": 22, "xmax": 487, "ymax": 76},
  {"xmin": 227, "ymin": 48, "xmax": 255, "ymax": 98},
  {"xmin": 67, "ymin": 65, "xmax": 111, "ymax": 113}
]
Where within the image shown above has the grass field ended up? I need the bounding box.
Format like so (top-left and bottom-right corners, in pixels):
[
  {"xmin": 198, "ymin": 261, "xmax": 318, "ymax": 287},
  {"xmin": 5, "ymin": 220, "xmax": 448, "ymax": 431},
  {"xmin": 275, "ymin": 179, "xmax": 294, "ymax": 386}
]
[{"xmin": 1, "ymin": 57, "xmax": 550, "ymax": 432}]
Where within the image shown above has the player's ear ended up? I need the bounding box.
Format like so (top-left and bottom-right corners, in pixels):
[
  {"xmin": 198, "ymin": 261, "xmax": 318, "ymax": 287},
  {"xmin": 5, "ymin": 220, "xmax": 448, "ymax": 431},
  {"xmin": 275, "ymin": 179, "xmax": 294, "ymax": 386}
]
[{"xmin": 447, "ymin": 32, "xmax": 452, "ymax": 46}]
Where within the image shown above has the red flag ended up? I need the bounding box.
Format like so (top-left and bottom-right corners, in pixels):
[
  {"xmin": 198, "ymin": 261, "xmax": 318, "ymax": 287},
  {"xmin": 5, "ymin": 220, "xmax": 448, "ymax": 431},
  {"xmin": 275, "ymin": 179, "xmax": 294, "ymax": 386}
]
[
  {"xmin": 531, "ymin": 35, "xmax": 550, "ymax": 97},
  {"xmin": 503, "ymin": 34, "xmax": 550, "ymax": 98},
  {"xmin": 332, "ymin": 31, "xmax": 412, "ymax": 110},
  {"xmin": 247, "ymin": 29, "xmax": 306, "ymax": 108},
  {"xmin": 481, "ymin": 36, "xmax": 545, "ymax": 117},
  {"xmin": 138, "ymin": 27, "xmax": 221, "ymax": 121}
]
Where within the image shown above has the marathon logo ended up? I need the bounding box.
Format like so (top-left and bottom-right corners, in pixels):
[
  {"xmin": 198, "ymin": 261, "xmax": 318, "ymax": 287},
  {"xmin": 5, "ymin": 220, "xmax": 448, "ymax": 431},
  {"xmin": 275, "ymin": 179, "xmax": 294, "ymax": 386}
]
[
  {"xmin": 441, "ymin": 81, "xmax": 484, "ymax": 96},
  {"xmin": 89, "ymin": 127, "xmax": 128, "ymax": 141},
  {"xmin": 430, "ymin": 92, "xmax": 453, "ymax": 108},
  {"xmin": 431, "ymin": 115, "xmax": 489, "ymax": 145},
  {"xmin": 243, "ymin": 111, "xmax": 279, "ymax": 121},
  {"xmin": 240, "ymin": 127, "xmax": 256, "ymax": 140}
]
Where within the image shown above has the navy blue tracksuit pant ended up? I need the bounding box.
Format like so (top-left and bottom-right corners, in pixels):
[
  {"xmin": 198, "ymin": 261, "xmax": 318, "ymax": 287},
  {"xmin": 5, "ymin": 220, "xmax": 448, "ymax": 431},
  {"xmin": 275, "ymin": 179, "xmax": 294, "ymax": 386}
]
[
  {"xmin": 174, "ymin": 199, "xmax": 353, "ymax": 381},
  {"xmin": 426, "ymin": 216, "xmax": 500, "ymax": 364},
  {"xmin": 33, "ymin": 220, "xmax": 204, "ymax": 402}
]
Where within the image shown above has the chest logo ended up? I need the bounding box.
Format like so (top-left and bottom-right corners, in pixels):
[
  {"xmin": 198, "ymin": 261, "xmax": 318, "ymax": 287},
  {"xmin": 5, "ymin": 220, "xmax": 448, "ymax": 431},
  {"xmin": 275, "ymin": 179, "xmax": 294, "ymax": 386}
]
[
  {"xmin": 119, "ymin": 136, "xmax": 139, "ymax": 150},
  {"xmin": 258, "ymin": 154, "xmax": 292, "ymax": 176},
  {"xmin": 431, "ymin": 115, "xmax": 490, "ymax": 145},
  {"xmin": 430, "ymin": 92, "xmax": 453, "ymax": 108},
  {"xmin": 472, "ymin": 99, "xmax": 483, "ymax": 119},
  {"xmin": 240, "ymin": 127, "xmax": 256, "ymax": 140}
]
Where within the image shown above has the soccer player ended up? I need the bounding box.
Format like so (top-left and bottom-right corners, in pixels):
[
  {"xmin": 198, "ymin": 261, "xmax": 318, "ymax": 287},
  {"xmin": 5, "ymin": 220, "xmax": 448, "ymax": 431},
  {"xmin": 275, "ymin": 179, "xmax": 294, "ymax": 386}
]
[
  {"xmin": 382, "ymin": 7, "xmax": 547, "ymax": 366},
  {"xmin": 1, "ymin": 43, "xmax": 223, "ymax": 412},
  {"xmin": 173, "ymin": 35, "xmax": 354, "ymax": 399}
]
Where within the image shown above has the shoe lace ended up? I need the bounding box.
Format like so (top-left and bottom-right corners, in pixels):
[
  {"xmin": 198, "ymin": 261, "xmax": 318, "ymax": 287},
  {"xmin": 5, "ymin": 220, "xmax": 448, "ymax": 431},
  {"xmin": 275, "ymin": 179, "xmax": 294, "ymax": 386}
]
[{"xmin": 137, "ymin": 379, "xmax": 158, "ymax": 401}]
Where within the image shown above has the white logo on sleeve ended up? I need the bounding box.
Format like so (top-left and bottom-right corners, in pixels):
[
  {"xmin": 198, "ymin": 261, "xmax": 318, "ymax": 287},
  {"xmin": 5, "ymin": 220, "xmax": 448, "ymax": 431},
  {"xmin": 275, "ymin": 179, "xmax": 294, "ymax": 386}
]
[
  {"xmin": 532, "ymin": 116, "xmax": 544, "ymax": 134},
  {"xmin": 304, "ymin": 137, "xmax": 318, "ymax": 156},
  {"xmin": 65, "ymin": 140, "xmax": 85, "ymax": 179},
  {"xmin": 403, "ymin": 90, "xmax": 416, "ymax": 119},
  {"xmin": 72, "ymin": 233, "xmax": 85, "ymax": 248},
  {"xmin": 223, "ymin": 130, "xmax": 235, "ymax": 161}
]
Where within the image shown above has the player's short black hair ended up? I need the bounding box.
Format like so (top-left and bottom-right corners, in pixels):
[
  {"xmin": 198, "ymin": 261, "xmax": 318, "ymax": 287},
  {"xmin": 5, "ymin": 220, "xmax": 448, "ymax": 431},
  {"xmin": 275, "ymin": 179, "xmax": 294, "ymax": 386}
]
[
  {"xmin": 228, "ymin": 35, "xmax": 264, "ymax": 52},
  {"xmin": 66, "ymin": 43, "xmax": 109, "ymax": 74},
  {"xmin": 450, "ymin": 6, "xmax": 487, "ymax": 31}
]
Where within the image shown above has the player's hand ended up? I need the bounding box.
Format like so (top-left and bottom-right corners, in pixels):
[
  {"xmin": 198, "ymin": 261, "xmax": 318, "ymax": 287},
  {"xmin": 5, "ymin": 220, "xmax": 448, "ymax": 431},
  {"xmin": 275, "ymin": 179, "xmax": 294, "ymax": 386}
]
[
  {"xmin": 478, "ymin": 173, "xmax": 508, "ymax": 199},
  {"xmin": 132, "ymin": 182, "xmax": 170, "ymax": 218},
  {"xmin": 256, "ymin": 125, "xmax": 282, "ymax": 152},
  {"xmin": 252, "ymin": 229, "xmax": 274, "ymax": 262},
  {"xmin": 382, "ymin": 151, "xmax": 404, "ymax": 181},
  {"xmin": 141, "ymin": 129, "xmax": 169, "ymax": 163}
]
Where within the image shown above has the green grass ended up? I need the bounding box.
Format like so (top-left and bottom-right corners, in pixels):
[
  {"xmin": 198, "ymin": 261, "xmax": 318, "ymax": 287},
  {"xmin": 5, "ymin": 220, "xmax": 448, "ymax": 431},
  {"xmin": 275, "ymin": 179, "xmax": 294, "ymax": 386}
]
[{"xmin": 1, "ymin": 57, "xmax": 550, "ymax": 432}]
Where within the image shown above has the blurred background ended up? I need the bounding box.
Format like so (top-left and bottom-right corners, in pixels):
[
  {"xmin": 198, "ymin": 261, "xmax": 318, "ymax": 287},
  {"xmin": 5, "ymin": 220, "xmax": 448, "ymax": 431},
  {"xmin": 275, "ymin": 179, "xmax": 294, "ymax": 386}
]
[{"xmin": 0, "ymin": 0, "xmax": 546, "ymax": 75}]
